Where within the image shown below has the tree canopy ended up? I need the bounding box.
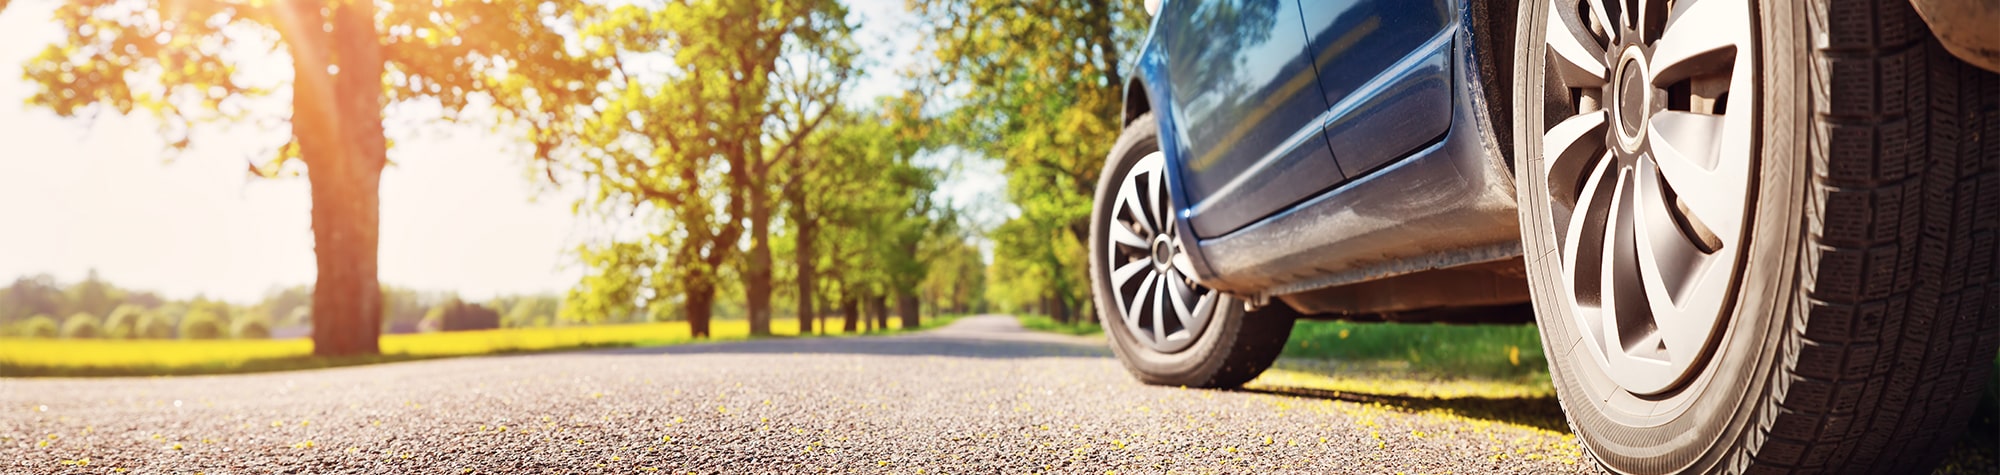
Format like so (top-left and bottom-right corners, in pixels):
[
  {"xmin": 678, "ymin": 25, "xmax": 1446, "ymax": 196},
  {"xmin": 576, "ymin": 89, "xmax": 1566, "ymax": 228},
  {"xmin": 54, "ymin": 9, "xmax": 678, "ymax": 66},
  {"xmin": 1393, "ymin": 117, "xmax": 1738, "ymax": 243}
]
[
  {"xmin": 543, "ymin": 0, "xmax": 883, "ymax": 336},
  {"xmin": 910, "ymin": 0, "xmax": 1148, "ymax": 321}
]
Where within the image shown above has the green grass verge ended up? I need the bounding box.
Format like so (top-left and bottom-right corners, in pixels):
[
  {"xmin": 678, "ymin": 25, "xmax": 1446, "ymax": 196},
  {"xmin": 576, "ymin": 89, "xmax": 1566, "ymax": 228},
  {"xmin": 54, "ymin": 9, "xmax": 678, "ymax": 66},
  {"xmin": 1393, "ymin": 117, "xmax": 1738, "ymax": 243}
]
[
  {"xmin": 1009, "ymin": 314, "xmax": 1545, "ymax": 381},
  {"xmin": 0, "ymin": 315, "xmax": 961, "ymax": 378},
  {"xmin": 1014, "ymin": 314, "xmax": 1103, "ymax": 336},
  {"xmin": 1281, "ymin": 319, "xmax": 1548, "ymax": 381}
]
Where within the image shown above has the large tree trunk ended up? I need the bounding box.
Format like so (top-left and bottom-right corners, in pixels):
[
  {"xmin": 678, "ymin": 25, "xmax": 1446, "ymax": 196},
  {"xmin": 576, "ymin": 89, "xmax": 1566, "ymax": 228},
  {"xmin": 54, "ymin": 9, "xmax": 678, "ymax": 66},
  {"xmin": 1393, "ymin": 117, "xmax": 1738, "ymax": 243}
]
[
  {"xmin": 896, "ymin": 291, "xmax": 920, "ymax": 331},
  {"xmin": 1052, "ymin": 293, "xmax": 1071, "ymax": 325},
  {"xmin": 745, "ymin": 183, "xmax": 773, "ymax": 336},
  {"xmin": 861, "ymin": 304, "xmax": 873, "ymax": 332},
  {"xmin": 791, "ymin": 215, "xmax": 816, "ymax": 336},
  {"xmin": 867, "ymin": 294, "xmax": 887, "ymax": 332},
  {"xmin": 303, "ymin": 154, "xmax": 383, "ymax": 357},
  {"xmin": 279, "ymin": 0, "xmax": 387, "ymax": 357},
  {"xmin": 685, "ymin": 281, "xmax": 714, "ymax": 338},
  {"xmin": 841, "ymin": 295, "xmax": 858, "ymax": 333},
  {"xmin": 814, "ymin": 292, "xmax": 828, "ymax": 336}
]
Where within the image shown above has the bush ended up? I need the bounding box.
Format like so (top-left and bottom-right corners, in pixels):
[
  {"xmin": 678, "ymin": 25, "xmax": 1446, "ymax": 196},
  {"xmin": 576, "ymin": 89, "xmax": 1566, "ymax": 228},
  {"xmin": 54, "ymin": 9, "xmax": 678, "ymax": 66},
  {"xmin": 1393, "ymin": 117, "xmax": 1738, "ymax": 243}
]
[
  {"xmin": 422, "ymin": 299, "xmax": 501, "ymax": 332},
  {"xmin": 443, "ymin": 302, "xmax": 501, "ymax": 331},
  {"xmin": 17, "ymin": 315, "xmax": 58, "ymax": 338},
  {"xmin": 133, "ymin": 311, "xmax": 175, "ymax": 339},
  {"xmin": 179, "ymin": 309, "xmax": 226, "ymax": 340},
  {"xmin": 233, "ymin": 315, "xmax": 272, "ymax": 339},
  {"xmin": 60, "ymin": 313, "xmax": 102, "ymax": 339},
  {"xmin": 103, "ymin": 305, "xmax": 149, "ymax": 339}
]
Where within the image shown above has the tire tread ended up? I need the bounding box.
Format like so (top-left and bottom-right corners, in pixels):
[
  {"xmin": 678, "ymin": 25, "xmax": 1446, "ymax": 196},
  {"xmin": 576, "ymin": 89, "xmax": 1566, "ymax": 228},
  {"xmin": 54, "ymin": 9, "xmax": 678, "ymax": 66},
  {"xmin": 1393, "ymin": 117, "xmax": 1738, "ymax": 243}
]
[{"xmin": 1757, "ymin": 0, "xmax": 2000, "ymax": 473}]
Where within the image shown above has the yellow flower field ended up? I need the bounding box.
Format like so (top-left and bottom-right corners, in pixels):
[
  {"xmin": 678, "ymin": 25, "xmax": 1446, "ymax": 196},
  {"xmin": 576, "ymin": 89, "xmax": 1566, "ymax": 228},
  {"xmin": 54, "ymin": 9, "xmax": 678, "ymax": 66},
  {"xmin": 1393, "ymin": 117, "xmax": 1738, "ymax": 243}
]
[{"xmin": 0, "ymin": 318, "xmax": 913, "ymax": 377}]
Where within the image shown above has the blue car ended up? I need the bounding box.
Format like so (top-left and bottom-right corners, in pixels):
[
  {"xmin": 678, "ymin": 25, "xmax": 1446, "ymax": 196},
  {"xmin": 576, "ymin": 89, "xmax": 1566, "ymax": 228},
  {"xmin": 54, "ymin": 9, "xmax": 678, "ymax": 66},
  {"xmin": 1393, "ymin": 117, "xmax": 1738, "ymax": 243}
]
[{"xmin": 1089, "ymin": 0, "xmax": 1999, "ymax": 472}]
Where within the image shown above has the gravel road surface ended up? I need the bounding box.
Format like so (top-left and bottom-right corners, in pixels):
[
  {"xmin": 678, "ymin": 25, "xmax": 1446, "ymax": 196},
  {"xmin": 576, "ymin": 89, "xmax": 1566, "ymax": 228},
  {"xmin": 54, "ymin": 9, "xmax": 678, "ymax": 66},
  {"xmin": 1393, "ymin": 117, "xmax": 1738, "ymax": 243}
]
[{"xmin": 2, "ymin": 315, "xmax": 1594, "ymax": 474}]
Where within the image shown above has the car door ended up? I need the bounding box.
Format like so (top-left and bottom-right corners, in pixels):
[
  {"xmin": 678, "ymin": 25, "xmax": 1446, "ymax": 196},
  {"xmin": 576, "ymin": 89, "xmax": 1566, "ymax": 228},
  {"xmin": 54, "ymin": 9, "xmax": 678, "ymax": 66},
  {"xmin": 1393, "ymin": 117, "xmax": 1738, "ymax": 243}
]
[
  {"xmin": 1300, "ymin": 0, "xmax": 1456, "ymax": 177},
  {"xmin": 1160, "ymin": 0, "xmax": 1346, "ymax": 238}
]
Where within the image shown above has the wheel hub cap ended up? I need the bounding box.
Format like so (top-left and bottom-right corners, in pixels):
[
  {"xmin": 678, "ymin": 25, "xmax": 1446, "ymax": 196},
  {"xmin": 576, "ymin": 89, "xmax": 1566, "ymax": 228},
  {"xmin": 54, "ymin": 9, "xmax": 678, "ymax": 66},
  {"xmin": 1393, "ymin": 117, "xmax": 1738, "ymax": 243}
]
[
  {"xmin": 1150, "ymin": 236, "xmax": 1174, "ymax": 270},
  {"xmin": 1538, "ymin": 0, "xmax": 1757, "ymax": 395},
  {"xmin": 1611, "ymin": 47, "xmax": 1650, "ymax": 152},
  {"xmin": 1106, "ymin": 152, "xmax": 1218, "ymax": 354}
]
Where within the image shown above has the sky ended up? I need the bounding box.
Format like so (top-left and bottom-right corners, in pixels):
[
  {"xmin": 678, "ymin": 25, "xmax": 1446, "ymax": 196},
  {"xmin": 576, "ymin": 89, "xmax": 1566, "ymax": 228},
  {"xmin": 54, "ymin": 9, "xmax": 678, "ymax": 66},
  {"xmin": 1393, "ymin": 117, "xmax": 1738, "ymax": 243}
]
[{"xmin": 0, "ymin": 0, "xmax": 998, "ymax": 304}]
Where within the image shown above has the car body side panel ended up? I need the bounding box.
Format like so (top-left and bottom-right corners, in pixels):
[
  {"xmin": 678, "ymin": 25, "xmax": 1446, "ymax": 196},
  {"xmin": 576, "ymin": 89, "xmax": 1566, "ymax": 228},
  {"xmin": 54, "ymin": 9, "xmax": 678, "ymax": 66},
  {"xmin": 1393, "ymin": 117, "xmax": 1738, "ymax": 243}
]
[
  {"xmin": 1300, "ymin": 0, "xmax": 1458, "ymax": 176},
  {"xmin": 1155, "ymin": 0, "xmax": 1348, "ymax": 238},
  {"xmin": 1179, "ymin": 4, "xmax": 1523, "ymax": 298},
  {"xmin": 1320, "ymin": 32, "xmax": 1456, "ymax": 177}
]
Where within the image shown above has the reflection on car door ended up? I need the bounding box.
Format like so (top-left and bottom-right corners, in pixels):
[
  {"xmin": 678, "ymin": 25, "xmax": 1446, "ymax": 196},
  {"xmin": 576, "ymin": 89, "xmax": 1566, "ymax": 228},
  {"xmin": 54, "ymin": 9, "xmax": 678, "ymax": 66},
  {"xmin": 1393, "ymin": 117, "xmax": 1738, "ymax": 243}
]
[
  {"xmin": 1300, "ymin": 0, "xmax": 1455, "ymax": 177},
  {"xmin": 1161, "ymin": 0, "xmax": 1346, "ymax": 238}
]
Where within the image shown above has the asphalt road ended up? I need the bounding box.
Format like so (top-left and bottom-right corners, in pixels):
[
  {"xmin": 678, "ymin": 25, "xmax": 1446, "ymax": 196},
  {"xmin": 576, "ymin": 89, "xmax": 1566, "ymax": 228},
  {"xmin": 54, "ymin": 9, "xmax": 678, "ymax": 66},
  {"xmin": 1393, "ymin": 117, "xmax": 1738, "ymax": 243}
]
[{"xmin": 2, "ymin": 315, "xmax": 1591, "ymax": 474}]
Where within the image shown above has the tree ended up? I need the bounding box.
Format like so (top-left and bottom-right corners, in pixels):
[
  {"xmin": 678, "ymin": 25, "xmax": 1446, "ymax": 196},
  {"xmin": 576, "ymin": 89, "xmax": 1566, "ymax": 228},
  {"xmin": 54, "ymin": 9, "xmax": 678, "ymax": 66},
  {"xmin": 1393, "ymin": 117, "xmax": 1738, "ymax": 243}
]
[
  {"xmin": 920, "ymin": 236, "xmax": 987, "ymax": 315},
  {"xmin": 779, "ymin": 97, "xmax": 954, "ymax": 334},
  {"xmin": 180, "ymin": 308, "xmax": 226, "ymax": 340},
  {"xmin": 764, "ymin": 30, "xmax": 859, "ymax": 336},
  {"xmin": 18, "ymin": 315, "xmax": 58, "ymax": 339},
  {"xmin": 0, "ymin": 275, "xmax": 65, "ymax": 324},
  {"xmin": 23, "ymin": 0, "xmax": 601, "ymax": 356},
  {"xmin": 426, "ymin": 299, "xmax": 500, "ymax": 331},
  {"xmin": 66, "ymin": 269, "xmax": 117, "ymax": 318},
  {"xmin": 186, "ymin": 297, "xmax": 233, "ymax": 328},
  {"xmin": 60, "ymin": 312, "xmax": 101, "ymax": 339},
  {"xmin": 988, "ymin": 216, "xmax": 1090, "ymax": 322},
  {"xmin": 780, "ymin": 104, "xmax": 891, "ymax": 335},
  {"xmin": 103, "ymin": 304, "xmax": 150, "ymax": 339},
  {"xmin": 880, "ymin": 178, "xmax": 955, "ymax": 330},
  {"xmin": 234, "ymin": 314, "xmax": 273, "ymax": 339},
  {"xmin": 744, "ymin": 2, "xmax": 857, "ymax": 337},
  {"xmin": 134, "ymin": 311, "xmax": 176, "ymax": 339},
  {"xmin": 911, "ymin": 0, "xmax": 1149, "ymax": 320},
  {"xmin": 552, "ymin": 0, "xmax": 854, "ymax": 337}
]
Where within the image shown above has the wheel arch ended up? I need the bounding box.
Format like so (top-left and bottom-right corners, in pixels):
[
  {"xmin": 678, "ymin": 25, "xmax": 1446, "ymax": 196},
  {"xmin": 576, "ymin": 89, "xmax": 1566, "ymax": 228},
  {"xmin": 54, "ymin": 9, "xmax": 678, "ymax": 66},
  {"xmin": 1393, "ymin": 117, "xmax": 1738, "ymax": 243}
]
[
  {"xmin": 1122, "ymin": 76, "xmax": 1153, "ymax": 127},
  {"xmin": 1468, "ymin": 0, "xmax": 1522, "ymax": 171}
]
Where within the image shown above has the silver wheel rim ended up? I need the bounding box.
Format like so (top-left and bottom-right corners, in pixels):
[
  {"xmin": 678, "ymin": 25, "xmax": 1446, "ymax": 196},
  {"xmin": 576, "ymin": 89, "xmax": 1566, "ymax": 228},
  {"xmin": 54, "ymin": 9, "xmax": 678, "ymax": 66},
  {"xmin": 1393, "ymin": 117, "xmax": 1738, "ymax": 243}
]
[
  {"xmin": 1106, "ymin": 151, "xmax": 1216, "ymax": 354},
  {"xmin": 1539, "ymin": 0, "xmax": 1756, "ymax": 395}
]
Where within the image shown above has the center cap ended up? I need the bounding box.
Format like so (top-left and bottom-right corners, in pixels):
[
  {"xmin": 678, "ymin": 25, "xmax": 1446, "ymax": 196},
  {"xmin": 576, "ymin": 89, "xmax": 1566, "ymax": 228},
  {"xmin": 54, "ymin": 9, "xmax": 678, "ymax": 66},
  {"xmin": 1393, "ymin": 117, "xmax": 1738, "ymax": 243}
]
[
  {"xmin": 1612, "ymin": 47, "xmax": 1651, "ymax": 152},
  {"xmin": 1149, "ymin": 236, "xmax": 1174, "ymax": 269}
]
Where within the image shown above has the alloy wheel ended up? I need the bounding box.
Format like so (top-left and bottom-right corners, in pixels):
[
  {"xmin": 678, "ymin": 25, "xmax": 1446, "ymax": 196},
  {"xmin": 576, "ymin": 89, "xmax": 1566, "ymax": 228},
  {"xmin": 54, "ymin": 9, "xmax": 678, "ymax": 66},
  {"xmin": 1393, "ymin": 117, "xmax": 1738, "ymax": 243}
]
[
  {"xmin": 1105, "ymin": 151, "xmax": 1217, "ymax": 354},
  {"xmin": 1537, "ymin": 0, "xmax": 1757, "ymax": 395}
]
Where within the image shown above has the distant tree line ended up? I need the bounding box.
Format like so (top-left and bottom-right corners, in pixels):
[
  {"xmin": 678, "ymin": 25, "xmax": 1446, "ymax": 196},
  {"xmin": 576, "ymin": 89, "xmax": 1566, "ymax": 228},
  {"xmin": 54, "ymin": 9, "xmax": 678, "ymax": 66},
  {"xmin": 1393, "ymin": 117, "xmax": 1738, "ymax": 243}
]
[
  {"xmin": 0, "ymin": 272, "xmax": 566, "ymax": 340},
  {"xmin": 0, "ymin": 271, "xmax": 271, "ymax": 340},
  {"xmin": 0, "ymin": 266, "xmax": 979, "ymax": 341}
]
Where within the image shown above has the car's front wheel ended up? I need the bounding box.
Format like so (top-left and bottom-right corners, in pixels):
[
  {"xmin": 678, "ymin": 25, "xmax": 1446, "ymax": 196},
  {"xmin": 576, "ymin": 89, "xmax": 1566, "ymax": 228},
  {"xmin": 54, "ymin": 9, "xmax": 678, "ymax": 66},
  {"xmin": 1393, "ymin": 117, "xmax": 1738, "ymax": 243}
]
[
  {"xmin": 1513, "ymin": 0, "xmax": 1998, "ymax": 472},
  {"xmin": 1089, "ymin": 113, "xmax": 1296, "ymax": 389}
]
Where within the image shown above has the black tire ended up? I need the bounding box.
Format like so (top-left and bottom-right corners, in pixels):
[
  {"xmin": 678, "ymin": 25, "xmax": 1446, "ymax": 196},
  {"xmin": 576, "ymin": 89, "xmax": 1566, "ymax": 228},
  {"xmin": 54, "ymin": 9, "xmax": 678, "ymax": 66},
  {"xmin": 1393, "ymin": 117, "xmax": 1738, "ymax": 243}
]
[
  {"xmin": 1514, "ymin": 0, "xmax": 1999, "ymax": 473},
  {"xmin": 1089, "ymin": 113, "xmax": 1296, "ymax": 389}
]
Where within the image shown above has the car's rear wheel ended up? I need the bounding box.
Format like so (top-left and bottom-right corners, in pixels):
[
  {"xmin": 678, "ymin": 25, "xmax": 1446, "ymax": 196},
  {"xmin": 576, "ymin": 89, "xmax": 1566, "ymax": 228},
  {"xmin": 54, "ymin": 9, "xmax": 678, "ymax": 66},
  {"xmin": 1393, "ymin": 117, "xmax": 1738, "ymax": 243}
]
[
  {"xmin": 1090, "ymin": 113, "xmax": 1295, "ymax": 389},
  {"xmin": 1513, "ymin": 0, "xmax": 1998, "ymax": 472}
]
